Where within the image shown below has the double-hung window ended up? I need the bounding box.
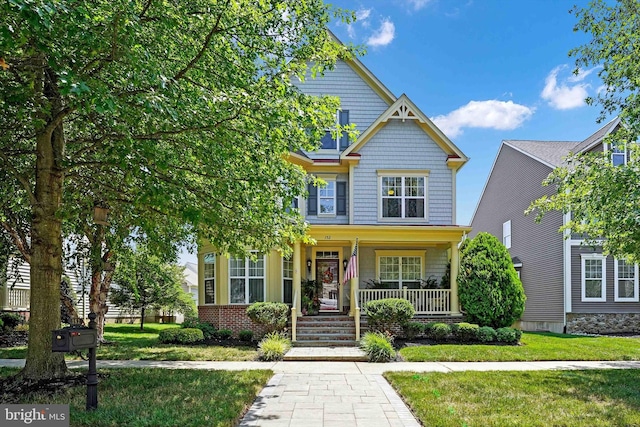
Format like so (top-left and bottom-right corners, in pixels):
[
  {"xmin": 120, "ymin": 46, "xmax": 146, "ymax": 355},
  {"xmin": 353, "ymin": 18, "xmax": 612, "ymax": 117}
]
[
  {"xmin": 377, "ymin": 251, "xmax": 423, "ymax": 289},
  {"xmin": 320, "ymin": 110, "xmax": 350, "ymax": 150},
  {"xmin": 204, "ymin": 253, "xmax": 215, "ymax": 304},
  {"xmin": 502, "ymin": 220, "xmax": 512, "ymax": 249},
  {"xmin": 609, "ymin": 141, "xmax": 628, "ymax": 166},
  {"xmin": 319, "ymin": 181, "xmax": 336, "ymax": 215},
  {"xmin": 581, "ymin": 253, "xmax": 606, "ymax": 302},
  {"xmin": 379, "ymin": 171, "xmax": 429, "ymax": 220},
  {"xmin": 614, "ymin": 258, "xmax": 639, "ymax": 302},
  {"xmin": 283, "ymin": 256, "xmax": 293, "ymax": 305},
  {"xmin": 229, "ymin": 252, "xmax": 265, "ymax": 304}
]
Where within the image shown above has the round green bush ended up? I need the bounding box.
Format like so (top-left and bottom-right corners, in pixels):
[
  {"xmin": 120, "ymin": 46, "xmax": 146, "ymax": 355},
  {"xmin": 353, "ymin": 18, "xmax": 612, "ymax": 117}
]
[
  {"xmin": 496, "ymin": 327, "xmax": 521, "ymax": 344},
  {"xmin": 451, "ymin": 322, "xmax": 479, "ymax": 342},
  {"xmin": 427, "ymin": 323, "xmax": 451, "ymax": 341},
  {"xmin": 402, "ymin": 322, "xmax": 425, "ymax": 340},
  {"xmin": 158, "ymin": 328, "xmax": 204, "ymax": 344},
  {"xmin": 246, "ymin": 302, "xmax": 289, "ymax": 333},
  {"xmin": 360, "ymin": 331, "xmax": 396, "ymax": 362},
  {"xmin": 239, "ymin": 330, "xmax": 254, "ymax": 342},
  {"xmin": 363, "ymin": 298, "xmax": 415, "ymax": 335},
  {"xmin": 458, "ymin": 232, "xmax": 526, "ymax": 328},
  {"xmin": 477, "ymin": 326, "xmax": 497, "ymax": 343},
  {"xmin": 0, "ymin": 312, "xmax": 23, "ymax": 331},
  {"xmin": 216, "ymin": 329, "xmax": 233, "ymax": 340},
  {"xmin": 258, "ymin": 332, "xmax": 291, "ymax": 361},
  {"xmin": 181, "ymin": 317, "xmax": 216, "ymax": 339}
]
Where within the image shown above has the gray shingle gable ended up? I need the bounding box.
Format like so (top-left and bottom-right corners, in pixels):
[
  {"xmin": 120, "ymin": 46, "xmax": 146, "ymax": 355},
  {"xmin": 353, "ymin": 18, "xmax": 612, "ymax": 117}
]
[{"xmin": 504, "ymin": 140, "xmax": 579, "ymax": 167}]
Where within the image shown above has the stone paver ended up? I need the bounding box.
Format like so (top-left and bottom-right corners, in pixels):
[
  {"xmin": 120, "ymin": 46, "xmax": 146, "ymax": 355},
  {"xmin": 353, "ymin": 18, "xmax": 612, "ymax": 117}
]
[{"xmin": 239, "ymin": 372, "xmax": 420, "ymax": 427}]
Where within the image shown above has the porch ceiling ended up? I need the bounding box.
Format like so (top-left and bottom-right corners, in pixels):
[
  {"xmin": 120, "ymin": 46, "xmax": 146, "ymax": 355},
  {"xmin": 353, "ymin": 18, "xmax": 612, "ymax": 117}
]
[{"xmin": 307, "ymin": 224, "xmax": 470, "ymax": 245}]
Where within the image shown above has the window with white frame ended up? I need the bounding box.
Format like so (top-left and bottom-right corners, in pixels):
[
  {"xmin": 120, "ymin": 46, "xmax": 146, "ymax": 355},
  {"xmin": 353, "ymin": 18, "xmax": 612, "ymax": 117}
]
[
  {"xmin": 320, "ymin": 110, "xmax": 349, "ymax": 150},
  {"xmin": 229, "ymin": 253, "xmax": 265, "ymax": 304},
  {"xmin": 379, "ymin": 173, "xmax": 428, "ymax": 219},
  {"xmin": 283, "ymin": 256, "xmax": 293, "ymax": 305},
  {"xmin": 503, "ymin": 220, "xmax": 512, "ymax": 249},
  {"xmin": 204, "ymin": 253, "xmax": 215, "ymax": 304},
  {"xmin": 581, "ymin": 254, "xmax": 606, "ymax": 302},
  {"xmin": 609, "ymin": 141, "xmax": 628, "ymax": 166},
  {"xmin": 378, "ymin": 255, "xmax": 422, "ymax": 289},
  {"xmin": 318, "ymin": 180, "xmax": 336, "ymax": 215},
  {"xmin": 614, "ymin": 258, "xmax": 639, "ymax": 302}
]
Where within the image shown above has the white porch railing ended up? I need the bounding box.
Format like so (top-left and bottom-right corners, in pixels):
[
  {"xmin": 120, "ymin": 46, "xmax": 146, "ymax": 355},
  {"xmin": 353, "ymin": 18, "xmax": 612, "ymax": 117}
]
[
  {"xmin": 291, "ymin": 290, "xmax": 298, "ymax": 342},
  {"xmin": 357, "ymin": 288, "xmax": 451, "ymax": 315},
  {"xmin": 6, "ymin": 288, "xmax": 30, "ymax": 310}
]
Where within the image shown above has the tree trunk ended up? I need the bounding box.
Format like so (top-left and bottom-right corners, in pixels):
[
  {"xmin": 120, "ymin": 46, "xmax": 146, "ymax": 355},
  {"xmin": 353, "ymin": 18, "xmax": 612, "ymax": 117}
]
[
  {"xmin": 21, "ymin": 119, "xmax": 67, "ymax": 379},
  {"xmin": 140, "ymin": 306, "xmax": 145, "ymax": 330},
  {"xmin": 96, "ymin": 270, "xmax": 114, "ymax": 342}
]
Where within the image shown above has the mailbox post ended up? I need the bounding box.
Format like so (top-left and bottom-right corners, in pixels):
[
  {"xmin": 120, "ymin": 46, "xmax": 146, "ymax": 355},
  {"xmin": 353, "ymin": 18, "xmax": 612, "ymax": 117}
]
[{"xmin": 52, "ymin": 312, "xmax": 99, "ymax": 410}]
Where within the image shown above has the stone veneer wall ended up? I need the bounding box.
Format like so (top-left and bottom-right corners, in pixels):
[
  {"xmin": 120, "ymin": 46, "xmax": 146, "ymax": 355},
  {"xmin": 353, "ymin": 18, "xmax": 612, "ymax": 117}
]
[
  {"xmin": 198, "ymin": 305, "xmax": 269, "ymax": 337},
  {"xmin": 566, "ymin": 313, "xmax": 640, "ymax": 334}
]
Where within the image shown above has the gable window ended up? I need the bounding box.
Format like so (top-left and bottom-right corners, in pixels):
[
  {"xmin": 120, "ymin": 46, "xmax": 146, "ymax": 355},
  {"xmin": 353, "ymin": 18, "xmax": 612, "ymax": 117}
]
[
  {"xmin": 581, "ymin": 253, "xmax": 606, "ymax": 302},
  {"xmin": 320, "ymin": 110, "xmax": 350, "ymax": 150},
  {"xmin": 319, "ymin": 180, "xmax": 336, "ymax": 215},
  {"xmin": 377, "ymin": 251, "xmax": 423, "ymax": 289},
  {"xmin": 379, "ymin": 171, "xmax": 428, "ymax": 220},
  {"xmin": 503, "ymin": 220, "xmax": 512, "ymax": 249},
  {"xmin": 204, "ymin": 253, "xmax": 215, "ymax": 304},
  {"xmin": 229, "ymin": 252, "xmax": 265, "ymax": 304},
  {"xmin": 283, "ymin": 256, "xmax": 293, "ymax": 305},
  {"xmin": 614, "ymin": 258, "xmax": 639, "ymax": 302},
  {"xmin": 609, "ymin": 141, "xmax": 628, "ymax": 166}
]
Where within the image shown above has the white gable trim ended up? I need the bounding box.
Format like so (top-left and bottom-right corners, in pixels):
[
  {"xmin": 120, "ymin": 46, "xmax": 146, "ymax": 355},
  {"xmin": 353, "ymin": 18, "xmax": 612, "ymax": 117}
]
[
  {"xmin": 576, "ymin": 117, "xmax": 621, "ymax": 154},
  {"xmin": 341, "ymin": 94, "xmax": 468, "ymax": 162}
]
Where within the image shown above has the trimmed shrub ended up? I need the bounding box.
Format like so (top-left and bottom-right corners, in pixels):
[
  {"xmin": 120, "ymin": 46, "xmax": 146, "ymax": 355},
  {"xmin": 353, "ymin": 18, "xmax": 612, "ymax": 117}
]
[
  {"xmin": 458, "ymin": 232, "xmax": 526, "ymax": 328},
  {"xmin": 477, "ymin": 326, "xmax": 497, "ymax": 343},
  {"xmin": 427, "ymin": 323, "xmax": 451, "ymax": 341},
  {"xmin": 181, "ymin": 317, "xmax": 217, "ymax": 339},
  {"xmin": 239, "ymin": 330, "xmax": 254, "ymax": 342},
  {"xmin": 0, "ymin": 312, "xmax": 22, "ymax": 331},
  {"xmin": 496, "ymin": 327, "xmax": 521, "ymax": 344},
  {"xmin": 216, "ymin": 329, "xmax": 233, "ymax": 340},
  {"xmin": 363, "ymin": 298, "xmax": 415, "ymax": 335},
  {"xmin": 246, "ymin": 302, "xmax": 289, "ymax": 334},
  {"xmin": 402, "ymin": 322, "xmax": 425, "ymax": 340},
  {"xmin": 0, "ymin": 319, "xmax": 4, "ymax": 330},
  {"xmin": 451, "ymin": 322, "xmax": 479, "ymax": 342},
  {"xmin": 158, "ymin": 328, "xmax": 204, "ymax": 344},
  {"xmin": 258, "ymin": 332, "xmax": 291, "ymax": 361},
  {"xmin": 360, "ymin": 331, "xmax": 396, "ymax": 363}
]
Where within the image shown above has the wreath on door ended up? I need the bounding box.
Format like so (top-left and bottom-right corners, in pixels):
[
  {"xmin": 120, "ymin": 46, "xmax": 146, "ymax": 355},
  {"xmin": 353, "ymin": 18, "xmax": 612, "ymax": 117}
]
[{"xmin": 322, "ymin": 269, "xmax": 334, "ymax": 284}]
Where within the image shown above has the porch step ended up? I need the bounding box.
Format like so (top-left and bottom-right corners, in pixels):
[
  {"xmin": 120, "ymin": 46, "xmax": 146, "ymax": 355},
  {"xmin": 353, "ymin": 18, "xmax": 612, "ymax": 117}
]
[
  {"xmin": 283, "ymin": 346, "xmax": 367, "ymax": 361},
  {"xmin": 291, "ymin": 314, "xmax": 358, "ymax": 348}
]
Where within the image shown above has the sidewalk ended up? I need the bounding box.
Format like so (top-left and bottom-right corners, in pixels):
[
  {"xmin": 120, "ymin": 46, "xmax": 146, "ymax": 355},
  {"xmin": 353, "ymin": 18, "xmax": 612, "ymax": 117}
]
[{"xmin": 3, "ymin": 359, "xmax": 639, "ymax": 427}]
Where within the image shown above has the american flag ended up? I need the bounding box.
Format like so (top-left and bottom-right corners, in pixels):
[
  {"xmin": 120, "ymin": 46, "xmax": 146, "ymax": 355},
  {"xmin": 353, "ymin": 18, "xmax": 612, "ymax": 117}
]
[{"xmin": 343, "ymin": 240, "xmax": 358, "ymax": 284}]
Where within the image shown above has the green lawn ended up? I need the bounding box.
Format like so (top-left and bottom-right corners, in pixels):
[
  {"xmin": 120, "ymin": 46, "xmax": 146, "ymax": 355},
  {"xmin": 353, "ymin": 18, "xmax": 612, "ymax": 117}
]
[
  {"xmin": 386, "ymin": 369, "xmax": 640, "ymax": 427},
  {"xmin": 0, "ymin": 367, "xmax": 271, "ymax": 427},
  {"xmin": 0, "ymin": 323, "xmax": 258, "ymax": 361},
  {"xmin": 399, "ymin": 332, "xmax": 640, "ymax": 362}
]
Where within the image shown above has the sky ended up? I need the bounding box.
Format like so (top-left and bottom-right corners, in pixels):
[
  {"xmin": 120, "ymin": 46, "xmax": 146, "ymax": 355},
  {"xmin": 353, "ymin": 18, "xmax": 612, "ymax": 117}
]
[{"xmin": 180, "ymin": 0, "xmax": 610, "ymax": 265}]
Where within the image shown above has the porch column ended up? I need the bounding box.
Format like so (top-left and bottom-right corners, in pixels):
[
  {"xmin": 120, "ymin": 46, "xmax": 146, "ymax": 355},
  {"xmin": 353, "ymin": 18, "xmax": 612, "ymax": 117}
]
[
  {"xmin": 450, "ymin": 241, "xmax": 461, "ymax": 315},
  {"xmin": 293, "ymin": 241, "xmax": 302, "ymax": 317},
  {"xmin": 348, "ymin": 240, "xmax": 358, "ymax": 316}
]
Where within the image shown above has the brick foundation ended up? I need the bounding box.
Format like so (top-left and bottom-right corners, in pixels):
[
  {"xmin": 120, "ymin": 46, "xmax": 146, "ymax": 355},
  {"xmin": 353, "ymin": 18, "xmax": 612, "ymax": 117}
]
[
  {"xmin": 198, "ymin": 305, "xmax": 269, "ymax": 337},
  {"xmin": 566, "ymin": 313, "xmax": 640, "ymax": 334}
]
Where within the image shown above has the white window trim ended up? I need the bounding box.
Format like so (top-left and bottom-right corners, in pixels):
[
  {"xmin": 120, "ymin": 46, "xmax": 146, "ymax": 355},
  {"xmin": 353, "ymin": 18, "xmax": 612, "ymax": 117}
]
[
  {"xmin": 614, "ymin": 258, "xmax": 639, "ymax": 302},
  {"xmin": 228, "ymin": 253, "xmax": 266, "ymax": 304},
  {"xmin": 318, "ymin": 110, "xmax": 341, "ymax": 152},
  {"xmin": 318, "ymin": 179, "xmax": 336, "ymax": 217},
  {"xmin": 282, "ymin": 256, "xmax": 293, "ymax": 304},
  {"xmin": 377, "ymin": 170, "xmax": 430, "ymax": 222},
  {"xmin": 606, "ymin": 141, "xmax": 628, "ymax": 166},
  {"xmin": 203, "ymin": 253, "xmax": 216, "ymax": 305},
  {"xmin": 503, "ymin": 220, "xmax": 512, "ymax": 249},
  {"xmin": 581, "ymin": 253, "xmax": 607, "ymax": 302},
  {"xmin": 375, "ymin": 250, "xmax": 425, "ymax": 289}
]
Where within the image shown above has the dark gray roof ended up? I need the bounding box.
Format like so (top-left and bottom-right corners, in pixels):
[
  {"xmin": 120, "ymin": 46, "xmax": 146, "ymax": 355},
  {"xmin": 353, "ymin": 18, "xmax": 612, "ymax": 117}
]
[
  {"xmin": 571, "ymin": 118, "xmax": 619, "ymax": 153},
  {"xmin": 504, "ymin": 140, "xmax": 579, "ymax": 167}
]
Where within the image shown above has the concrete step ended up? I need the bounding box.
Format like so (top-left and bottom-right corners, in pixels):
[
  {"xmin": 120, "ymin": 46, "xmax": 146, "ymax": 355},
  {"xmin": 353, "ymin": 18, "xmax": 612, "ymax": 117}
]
[
  {"xmin": 296, "ymin": 333, "xmax": 355, "ymax": 341},
  {"xmin": 291, "ymin": 339, "xmax": 360, "ymax": 348},
  {"xmin": 284, "ymin": 346, "xmax": 367, "ymax": 361}
]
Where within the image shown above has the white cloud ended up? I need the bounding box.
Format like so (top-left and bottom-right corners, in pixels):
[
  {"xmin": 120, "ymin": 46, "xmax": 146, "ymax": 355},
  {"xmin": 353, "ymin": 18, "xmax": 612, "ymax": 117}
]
[
  {"xmin": 541, "ymin": 66, "xmax": 589, "ymax": 110},
  {"xmin": 367, "ymin": 19, "xmax": 395, "ymax": 47},
  {"xmin": 432, "ymin": 100, "xmax": 534, "ymax": 138},
  {"xmin": 567, "ymin": 66, "xmax": 600, "ymax": 83},
  {"xmin": 356, "ymin": 8, "xmax": 371, "ymax": 23},
  {"xmin": 406, "ymin": 0, "xmax": 434, "ymax": 10}
]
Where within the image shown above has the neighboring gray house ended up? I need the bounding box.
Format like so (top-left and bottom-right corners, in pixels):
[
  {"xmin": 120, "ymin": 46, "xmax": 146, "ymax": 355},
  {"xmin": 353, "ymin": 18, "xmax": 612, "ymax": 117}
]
[{"xmin": 471, "ymin": 118, "xmax": 640, "ymax": 334}]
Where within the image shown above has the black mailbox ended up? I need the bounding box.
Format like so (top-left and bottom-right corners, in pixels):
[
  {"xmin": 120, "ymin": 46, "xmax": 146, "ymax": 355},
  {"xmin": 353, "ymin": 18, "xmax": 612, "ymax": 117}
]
[{"xmin": 52, "ymin": 327, "xmax": 98, "ymax": 352}]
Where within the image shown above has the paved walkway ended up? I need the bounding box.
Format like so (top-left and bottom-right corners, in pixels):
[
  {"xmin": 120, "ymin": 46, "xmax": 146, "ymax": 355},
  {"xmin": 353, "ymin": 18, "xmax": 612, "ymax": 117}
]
[{"xmin": 3, "ymin": 359, "xmax": 640, "ymax": 427}]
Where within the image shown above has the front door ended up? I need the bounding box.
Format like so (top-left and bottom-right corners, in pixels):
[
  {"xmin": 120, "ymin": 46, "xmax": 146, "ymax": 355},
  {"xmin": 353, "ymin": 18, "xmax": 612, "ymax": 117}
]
[{"xmin": 316, "ymin": 258, "xmax": 339, "ymax": 311}]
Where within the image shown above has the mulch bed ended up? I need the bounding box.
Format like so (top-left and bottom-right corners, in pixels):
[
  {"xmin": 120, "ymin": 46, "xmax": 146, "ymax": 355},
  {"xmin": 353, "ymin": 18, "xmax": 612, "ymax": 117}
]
[
  {"xmin": 0, "ymin": 371, "xmax": 109, "ymax": 403},
  {"xmin": 0, "ymin": 331, "xmax": 28, "ymax": 348}
]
